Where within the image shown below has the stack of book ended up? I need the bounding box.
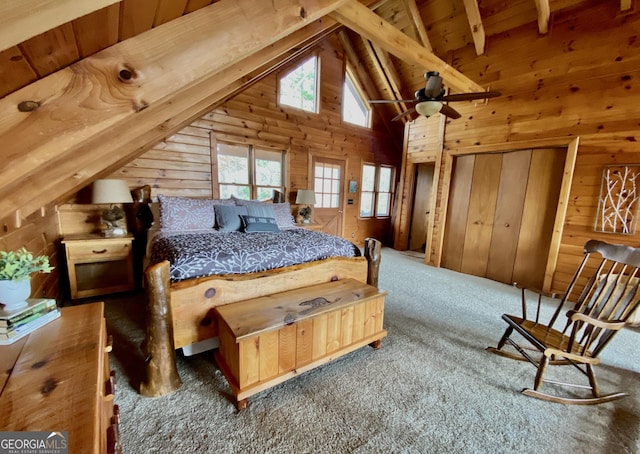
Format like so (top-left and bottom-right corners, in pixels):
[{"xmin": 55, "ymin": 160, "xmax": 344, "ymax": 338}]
[{"xmin": 0, "ymin": 299, "xmax": 60, "ymax": 345}]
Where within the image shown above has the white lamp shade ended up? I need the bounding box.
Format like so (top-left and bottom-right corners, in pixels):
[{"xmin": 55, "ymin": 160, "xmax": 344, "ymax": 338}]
[
  {"xmin": 295, "ymin": 189, "xmax": 317, "ymax": 205},
  {"xmin": 415, "ymin": 100, "xmax": 442, "ymax": 117},
  {"xmin": 91, "ymin": 179, "xmax": 133, "ymax": 204}
]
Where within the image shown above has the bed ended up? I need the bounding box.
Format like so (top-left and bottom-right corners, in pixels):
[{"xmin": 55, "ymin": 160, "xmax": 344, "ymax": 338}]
[{"xmin": 140, "ymin": 195, "xmax": 382, "ymax": 396}]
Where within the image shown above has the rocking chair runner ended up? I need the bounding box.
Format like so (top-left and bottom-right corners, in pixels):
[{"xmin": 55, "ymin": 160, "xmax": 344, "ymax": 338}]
[{"xmin": 487, "ymin": 239, "xmax": 640, "ymax": 405}]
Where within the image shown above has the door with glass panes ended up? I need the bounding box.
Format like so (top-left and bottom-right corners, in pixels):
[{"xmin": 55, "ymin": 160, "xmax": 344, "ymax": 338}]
[{"xmin": 312, "ymin": 156, "xmax": 345, "ymax": 236}]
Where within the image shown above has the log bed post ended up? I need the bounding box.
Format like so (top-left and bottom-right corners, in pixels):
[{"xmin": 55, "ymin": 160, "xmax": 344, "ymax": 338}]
[
  {"xmin": 364, "ymin": 238, "xmax": 381, "ymax": 288},
  {"xmin": 140, "ymin": 260, "xmax": 182, "ymax": 397}
]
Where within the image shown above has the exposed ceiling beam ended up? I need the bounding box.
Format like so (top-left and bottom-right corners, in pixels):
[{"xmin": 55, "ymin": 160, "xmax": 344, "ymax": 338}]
[
  {"xmin": 372, "ymin": 42, "xmax": 412, "ymax": 115},
  {"xmin": 0, "ymin": 0, "xmax": 349, "ymax": 220},
  {"xmin": 5, "ymin": 17, "xmax": 345, "ymax": 221},
  {"xmin": 361, "ymin": 39, "xmax": 405, "ymax": 118},
  {"xmin": 401, "ymin": 0, "xmax": 432, "ymax": 51},
  {"xmin": 462, "ymin": 0, "xmax": 485, "ymax": 55},
  {"xmin": 534, "ymin": 0, "xmax": 551, "ymax": 34},
  {"xmin": 620, "ymin": 0, "xmax": 632, "ymax": 11},
  {"xmin": 0, "ymin": 0, "xmax": 121, "ymax": 53},
  {"xmin": 329, "ymin": 0, "xmax": 484, "ymax": 93}
]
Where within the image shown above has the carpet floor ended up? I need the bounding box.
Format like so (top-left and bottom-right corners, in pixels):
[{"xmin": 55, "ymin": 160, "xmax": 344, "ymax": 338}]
[{"xmin": 103, "ymin": 248, "xmax": 640, "ymax": 453}]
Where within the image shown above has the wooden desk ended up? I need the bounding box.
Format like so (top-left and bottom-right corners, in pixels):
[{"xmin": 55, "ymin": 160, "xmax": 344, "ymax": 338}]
[{"xmin": 0, "ymin": 303, "xmax": 120, "ymax": 454}]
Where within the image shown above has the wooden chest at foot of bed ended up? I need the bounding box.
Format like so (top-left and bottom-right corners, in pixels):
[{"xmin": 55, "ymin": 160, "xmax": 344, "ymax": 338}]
[{"xmin": 214, "ymin": 278, "xmax": 387, "ymax": 409}]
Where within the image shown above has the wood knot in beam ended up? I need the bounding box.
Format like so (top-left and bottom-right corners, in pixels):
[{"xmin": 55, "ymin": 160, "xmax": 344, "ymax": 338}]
[
  {"xmin": 118, "ymin": 64, "xmax": 141, "ymax": 83},
  {"xmin": 17, "ymin": 100, "xmax": 40, "ymax": 112}
]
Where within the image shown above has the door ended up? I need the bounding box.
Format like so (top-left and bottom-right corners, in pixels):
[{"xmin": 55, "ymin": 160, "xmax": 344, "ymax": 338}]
[
  {"xmin": 312, "ymin": 156, "xmax": 345, "ymax": 236},
  {"xmin": 409, "ymin": 163, "xmax": 434, "ymax": 252},
  {"xmin": 442, "ymin": 148, "xmax": 566, "ymax": 289}
]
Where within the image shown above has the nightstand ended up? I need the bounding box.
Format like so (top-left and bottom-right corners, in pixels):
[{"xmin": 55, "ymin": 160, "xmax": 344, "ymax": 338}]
[
  {"xmin": 62, "ymin": 234, "xmax": 134, "ymax": 299},
  {"xmin": 299, "ymin": 223, "xmax": 324, "ymax": 231}
]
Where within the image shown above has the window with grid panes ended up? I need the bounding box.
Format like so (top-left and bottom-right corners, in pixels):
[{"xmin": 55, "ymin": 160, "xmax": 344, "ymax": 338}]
[
  {"xmin": 314, "ymin": 162, "xmax": 341, "ymax": 208},
  {"xmin": 360, "ymin": 163, "xmax": 395, "ymax": 218},
  {"xmin": 216, "ymin": 142, "xmax": 284, "ymax": 200}
]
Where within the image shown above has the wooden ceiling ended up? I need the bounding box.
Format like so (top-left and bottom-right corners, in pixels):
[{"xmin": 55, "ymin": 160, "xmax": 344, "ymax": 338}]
[
  {"xmin": 0, "ymin": 0, "xmax": 637, "ymax": 223},
  {"xmin": 2, "ymin": 0, "xmax": 631, "ymax": 103}
]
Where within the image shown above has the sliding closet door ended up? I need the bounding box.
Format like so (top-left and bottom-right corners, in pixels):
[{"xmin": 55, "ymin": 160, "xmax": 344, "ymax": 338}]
[
  {"xmin": 511, "ymin": 149, "xmax": 565, "ymax": 288},
  {"xmin": 442, "ymin": 148, "xmax": 565, "ymax": 289},
  {"xmin": 485, "ymin": 151, "xmax": 531, "ymax": 284}
]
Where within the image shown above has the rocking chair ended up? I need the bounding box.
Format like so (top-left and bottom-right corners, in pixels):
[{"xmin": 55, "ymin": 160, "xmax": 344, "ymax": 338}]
[{"xmin": 487, "ymin": 240, "xmax": 640, "ymax": 405}]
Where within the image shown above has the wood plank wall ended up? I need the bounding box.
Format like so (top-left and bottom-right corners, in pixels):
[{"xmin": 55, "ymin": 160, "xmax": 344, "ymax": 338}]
[
  {"xmin": 107, "ymin": 35, "xmax": 403, "ymax": 245},
  {"xmin": 398, "ymin": 0, "xmax": 640, "ymax": 293},
  {"xmin": 9, "ymin": 32, "xmax": 400, "ymax": 305}
]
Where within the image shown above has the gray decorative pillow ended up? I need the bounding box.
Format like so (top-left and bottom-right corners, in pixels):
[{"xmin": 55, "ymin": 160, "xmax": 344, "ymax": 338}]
[
  {"xmin": 233, "ymin": 195, "xmax": 273, "ymax": 206},
  {"xmin": 240, "ymin": 215, "xmax": 281, "ymax": 232},
  {"xmin": 158, "ymin": 194, "xmax": 216, "ymax": 230},
  {"xmin": 246, "ymin": 204, "xmax": 276, "ymax": 219},
  {"xmin": 215, "ymin": 205, "xmax": 248, "ymax": 231},
  {"xmin": 271, "ymin": 202, "xmax": 296, "ymax": 229}
]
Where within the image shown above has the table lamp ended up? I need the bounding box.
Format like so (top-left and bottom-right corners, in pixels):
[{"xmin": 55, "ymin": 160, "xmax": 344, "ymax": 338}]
[
  {"xmin": 92, "ymin": 179, "xmax": 133, "ymax": 237},
  {"xmin": 295, "ymin": 189, "xmax": 316, "ymax": 224}
]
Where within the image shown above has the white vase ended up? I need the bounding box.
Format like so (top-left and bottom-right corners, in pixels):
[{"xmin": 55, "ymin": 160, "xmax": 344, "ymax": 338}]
[{"xmin": 0, "ymin": 279, "xmax": 31, "ymax": 312}]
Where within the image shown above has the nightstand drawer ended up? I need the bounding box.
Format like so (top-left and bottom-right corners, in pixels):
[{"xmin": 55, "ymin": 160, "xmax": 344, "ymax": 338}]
[{"xmin": 66, "ymin": 240, "xmax": 131, "ymax": 261}]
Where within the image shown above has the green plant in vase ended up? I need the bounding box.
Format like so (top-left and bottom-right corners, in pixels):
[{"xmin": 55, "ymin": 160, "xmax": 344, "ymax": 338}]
[{"xmin": 0, "ymin": 248, "xmax": 53, "ymax": 312}]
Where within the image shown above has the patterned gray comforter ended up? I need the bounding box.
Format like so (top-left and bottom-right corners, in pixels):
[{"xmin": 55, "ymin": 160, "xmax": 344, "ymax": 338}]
[{"xmin": 149, "ymin": 228, "xmax": 360, "ymax": 282}]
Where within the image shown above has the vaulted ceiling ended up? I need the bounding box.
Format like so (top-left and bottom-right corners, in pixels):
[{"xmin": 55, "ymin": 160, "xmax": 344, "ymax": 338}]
[{"xmin": 0, "ymin": 0, "xmax": 635, "ymax": 223}]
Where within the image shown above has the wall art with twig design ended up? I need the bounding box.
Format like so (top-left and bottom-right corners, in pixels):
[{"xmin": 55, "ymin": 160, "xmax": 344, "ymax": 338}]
[{"xmin": 595, "ymin": 165, "xmax": 640, "ymax": 234}]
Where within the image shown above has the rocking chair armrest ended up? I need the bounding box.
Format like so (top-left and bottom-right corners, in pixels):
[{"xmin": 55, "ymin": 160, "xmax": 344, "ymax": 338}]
[
  {"xmin": 543, "ymin": 347, "xmax": 600, "ymax": 364},
  {"xmin": 568, "ymin": 311, "xmax": 626, "ymax": 331}
]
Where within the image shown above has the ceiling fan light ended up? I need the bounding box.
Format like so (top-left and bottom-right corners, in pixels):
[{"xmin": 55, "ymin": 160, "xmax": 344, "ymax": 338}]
[{"xmin": 415, "ymin": 100, "xmax": 442, "ymax": 117}]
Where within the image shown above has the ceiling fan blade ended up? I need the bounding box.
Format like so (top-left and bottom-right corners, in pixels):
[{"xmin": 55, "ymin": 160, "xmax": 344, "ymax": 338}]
[
  {"xmin": 391, "ymin": 107, "xmax": 416, "ymax": 122},
  {"xmin": 439, "ymin": 104, "xmax": 461, "ymax": 119},
  {"xmin": 369, "ymin": 99, "xmax": 416, "ymax": 104},
  {"xmin": 442, "ymin": 91, "xmax": 501, "ymax": 102}
]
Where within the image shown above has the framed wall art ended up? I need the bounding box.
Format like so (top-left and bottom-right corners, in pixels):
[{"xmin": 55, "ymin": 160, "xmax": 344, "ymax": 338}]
[{"xmin": 595, "ymin": 164, "xmax": 640, "ymax": 234}]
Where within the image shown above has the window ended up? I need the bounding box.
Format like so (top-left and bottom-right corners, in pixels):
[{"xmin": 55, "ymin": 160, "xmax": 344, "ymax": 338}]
[
  {"xmin": 216, "ymin": 142, "xmax": 285, "ymax": 200},
  {"xmin": 314, "ymin": 161, "xmax": 341, "ymax": 208},
  {"xmin": 342, "ymin": 67, "xmax": 371, "ymax": 127},
  {"xmin": 278, "ymin": 55, "xmax": 319, "ymax": 113},
  {"xmin": 360, "ymin": 164, "xmax": 395, "ymax": 218}
]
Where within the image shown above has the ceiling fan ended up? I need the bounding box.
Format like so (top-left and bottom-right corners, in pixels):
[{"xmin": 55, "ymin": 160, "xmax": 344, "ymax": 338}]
[{"xmin": 369, "ymin": 71, "xmax": 501, "ymax": 121}]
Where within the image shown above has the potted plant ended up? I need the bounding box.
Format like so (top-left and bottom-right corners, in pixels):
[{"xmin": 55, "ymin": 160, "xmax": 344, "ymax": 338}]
[{"xmin": 0, "ymin": 248, "xmax": 53, "ymax": 312}]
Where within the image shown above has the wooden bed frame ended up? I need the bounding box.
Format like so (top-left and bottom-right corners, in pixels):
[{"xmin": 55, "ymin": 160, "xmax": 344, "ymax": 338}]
[{"xmin": 140, "ymin": 237, "xmax": 382, "ymax": 397}]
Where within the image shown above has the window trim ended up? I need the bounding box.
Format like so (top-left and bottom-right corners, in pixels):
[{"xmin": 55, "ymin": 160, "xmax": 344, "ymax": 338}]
[
  {"xmin": 276, "ymin": 53, "xmax": 321, "ymax": 115},
  {"xmin": 359, "ymin": 162, "xmax": 395, "ymax": 219}
]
